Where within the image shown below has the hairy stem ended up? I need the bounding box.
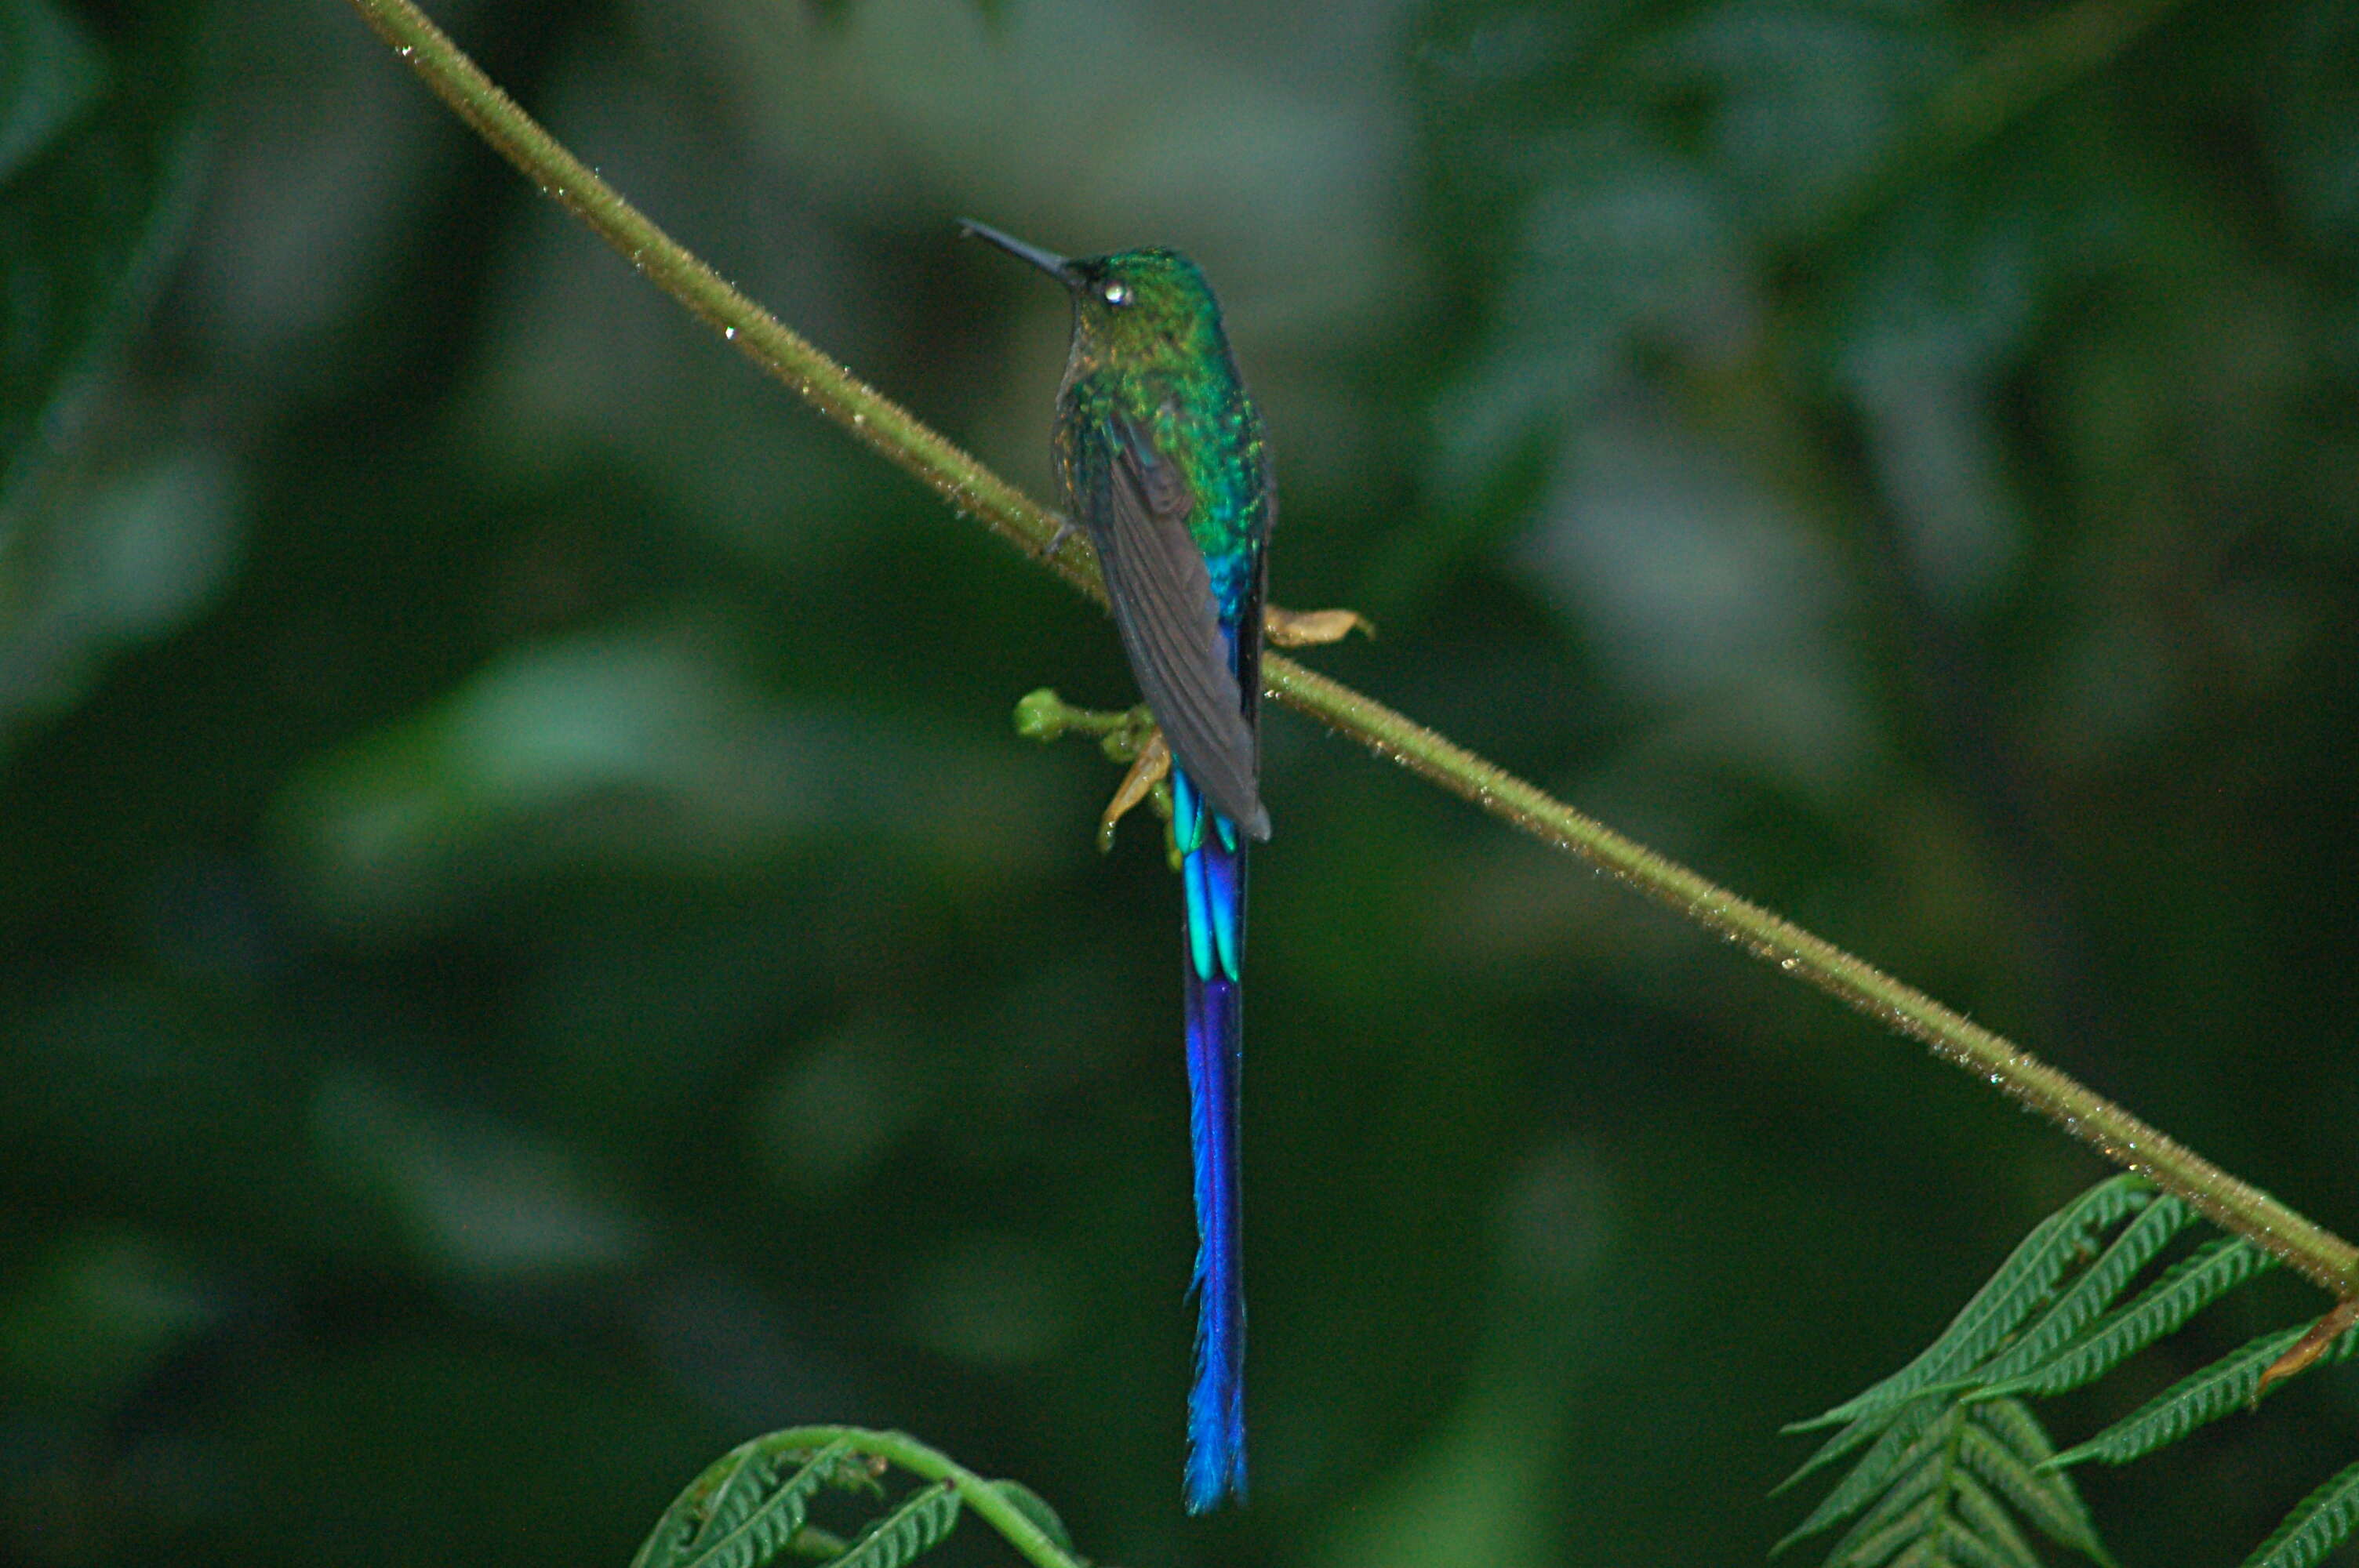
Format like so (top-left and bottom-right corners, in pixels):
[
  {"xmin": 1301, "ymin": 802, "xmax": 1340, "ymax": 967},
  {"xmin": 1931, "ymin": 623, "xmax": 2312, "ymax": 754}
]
[{"xmin": 340, "ymin": 0, "xmax": 2358, "ymax": 1298}]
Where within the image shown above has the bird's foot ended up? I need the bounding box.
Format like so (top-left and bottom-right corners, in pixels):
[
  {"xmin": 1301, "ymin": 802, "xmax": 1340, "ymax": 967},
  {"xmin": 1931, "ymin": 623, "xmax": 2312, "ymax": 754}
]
[
  {"xmin": 1265, "ymin": 605, "xmax": 1375, "ymax": 647},
  {"xmin": 1012, "ymin": 691, "xmax": 1176, "ymax": 857},
  {"xmin": 1036, "ymin": 514, "xmax": 1084, "ymax": 562},
  {"xmin": 1097, "ymin": 731, "xmax": 1172, "ymax": 855}
]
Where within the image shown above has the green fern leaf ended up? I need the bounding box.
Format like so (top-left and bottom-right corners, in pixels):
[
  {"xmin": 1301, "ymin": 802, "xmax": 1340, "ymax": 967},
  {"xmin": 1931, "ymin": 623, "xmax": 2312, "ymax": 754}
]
[
  {"xmin": 990, "ymin": 1480, "xmax": 1075, "ymax": 1552},
  {"xmin": 1820, "ymin": 1469, "xmax": 1943, "ymax": 1567},
  {"xmin": 2047, "ymin": 1325, "xmax": 2310, "ymax": 1468},
  {"xmin": 1961, "ymin": 1197, "xmax": 2194, "ymax": 1391},
  {"xmin": 1826, "ymin": 1489, "xmax": 1943, "ymax": 1568},
  {"xmin": 685, "ymin": 1447, "xmax": 778, "ymax": 1550},
  {"xmin": 1948, "ymin": 1471, "xmax": 2044, "ymax": 1568},
  {"xmin": 686, "ymin": 1443, "xmax": 834, "ymax": 1558},
  {"xmin": 634, "ymin": 1466, "xmax": 714, "ymax": 1568},
  {"xmin": 634, "ymin": 1499, "xmax": 700, "ymax": 1567},
  {"xmin": 1779, "ymin": 1412, "xmax": 1892, "ymax": 1496},
  {"xmin": 1778, "ymin": 1399, "xmax": 1956, "ymax": 1551},
  {"xmin": 2237, "ymin": 1459, "xmax": 2359, "ymax": 1568},
  {"xmin": 638, "ymin": 1439, "xmax": 854, "ymax": 1568},
  {"xmin": 1981, "ymin": 1238, "xmax": 2275, "ymax": 1400},
  {"xmin": 1971, "ymin": 1397, "xmax": 2063, "ymax": 1470},
  {"xmin": 636, "ymin": 1443, "xmax": 787, "ymax": 1568},
  {"xmin": 1957, "ymin": 1414, "xmax": 2111, "ymax": 1566},
  {"xmin": 831, "ymin": 1481, "xmax": 962, "ymax": 1568},
  {"xmin": 1936, "ymin": 1505, "xmax": 2033, "ymax": 1568},
  {"xmin": 1794, "ymin": 1177, "xmax": 2153, "ymax": 1431}
]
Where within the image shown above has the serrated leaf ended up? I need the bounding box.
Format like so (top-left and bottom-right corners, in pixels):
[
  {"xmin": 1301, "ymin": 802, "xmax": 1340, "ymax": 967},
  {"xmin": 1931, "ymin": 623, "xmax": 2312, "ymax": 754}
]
[
  {"xmin": 1957, "ymin": 1414, "xmax": 2111, "ymax": 1566},
  {"xmin": 1779, "ymin": 1410, "xmax": 1896, "ymax": 1495},
  {"xmin": 1936, "ymin": 1508, "xmax": 2030, "ymax": 1568},
  {"xmin": 989, "ymin": 1479, "xmax": 1074, "ymax": 1552},
  {"xmin": 1819, "ymin": 1468, "xmax": 1943, "ymax": 1567},
  {"xmin": 1962, "ymin": 1396, "xmax": 2114, "ymax": 1555},
  {"xmin": 1971, "ymin": 1397, "xmax": 2063, "ymax": 1470},
  {"xmin": 634, "ymin": 1439, "xmax": 854, "ymax": 1568},
  {"xmin": 685, "ymin": 1446, "xmax": 785, "ymax": 1553},
  {"xmin": 1961, "ymin": 1196, "xmax": 2194, "ymax": 1391},
  {"xmin": 2048, "ymin": 1325, "xmax": 2309, "ymax": 1468},
  {"xmin": 1830, "ymin": 1494, "xmax": 1940, "ymax": 1568},
  {"xmin": 634, "ymin": 1446, "xmax": 759, "ymax": 1568},
  {"xmin": 2237, "ymin": 1459, "xmax": 2359, "ymax": 1568},
  {"xmin": 1796, "ymin": 1178, "xmax": 2153, "ymax": 1430},
  {"xmin": 1982, "ymin": 1238, "xmax": 2275, "ymax": 1400},
  {"xmin": 1948, "ymin": 1472, "xmax": 2044, "ymax": 1568},
  {"xmin": 1779, "ymin": 1399, "xmax": 1955, "ymax": 1551},
  {"xmin": 831, "ymin": 1482, "xmax": 961, "ymax": 1568}
]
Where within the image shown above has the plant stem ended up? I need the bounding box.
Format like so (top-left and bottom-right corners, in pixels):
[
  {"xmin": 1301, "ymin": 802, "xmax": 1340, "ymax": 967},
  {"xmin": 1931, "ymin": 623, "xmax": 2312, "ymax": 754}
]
[
  {"xmin": 339, "ymin": 0, "xmax": 2359, "ymax": 1298},
  {"xmin": 340, "ymin": 0, "xmax": 1100, "ymax": 601},
  {"xmin": 1266, "ymin": 661, "xmax": 2357, "ymax": 1293}
]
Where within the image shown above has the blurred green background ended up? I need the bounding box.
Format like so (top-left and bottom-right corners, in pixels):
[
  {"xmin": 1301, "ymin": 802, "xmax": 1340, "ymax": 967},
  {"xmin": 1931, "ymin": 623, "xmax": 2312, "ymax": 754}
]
[{"xmin": 5, "ymin": 0, "xmax": 2358, "ymax": 1563}]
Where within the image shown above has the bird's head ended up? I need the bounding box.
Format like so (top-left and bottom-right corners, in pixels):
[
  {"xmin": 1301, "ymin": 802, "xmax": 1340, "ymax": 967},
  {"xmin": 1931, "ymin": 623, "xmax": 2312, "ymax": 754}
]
[{"xmin": 962, "ymin": 220, "xmax": 1227, "ymax": 366}]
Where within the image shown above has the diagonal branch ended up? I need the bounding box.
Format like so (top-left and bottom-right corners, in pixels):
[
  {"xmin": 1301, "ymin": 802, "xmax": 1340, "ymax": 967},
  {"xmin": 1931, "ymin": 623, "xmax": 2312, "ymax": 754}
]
[{"xmin": 338, "ymin": 0, "xmax": 2358, "ymax": 1298}]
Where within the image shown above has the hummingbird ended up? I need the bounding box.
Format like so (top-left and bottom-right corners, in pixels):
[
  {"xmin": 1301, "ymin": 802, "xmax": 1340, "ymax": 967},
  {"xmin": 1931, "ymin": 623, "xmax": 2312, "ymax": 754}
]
[{"xmin": 964, "ymin": 219, "xmax": 1270, "ymax": 1512}]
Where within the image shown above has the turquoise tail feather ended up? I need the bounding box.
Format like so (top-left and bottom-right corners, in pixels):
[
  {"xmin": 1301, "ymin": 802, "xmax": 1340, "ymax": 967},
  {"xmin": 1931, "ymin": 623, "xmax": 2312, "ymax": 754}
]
[{"xmin": 1176, "ymin": 766, "xmax": 1247, "ymax": 1512}]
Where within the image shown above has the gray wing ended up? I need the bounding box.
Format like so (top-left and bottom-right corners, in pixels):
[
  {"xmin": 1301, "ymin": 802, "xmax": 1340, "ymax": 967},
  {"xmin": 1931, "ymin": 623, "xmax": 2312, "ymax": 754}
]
[{"xmin": 1089, "ymin": 418, "xmax": 1270, "ymax": 840}]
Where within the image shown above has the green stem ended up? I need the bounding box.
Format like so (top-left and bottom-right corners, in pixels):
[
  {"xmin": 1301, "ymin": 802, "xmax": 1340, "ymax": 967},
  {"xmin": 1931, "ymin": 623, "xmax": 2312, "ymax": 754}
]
[
  {"xmin": 340, "ymin": 0, "xmax": 1100, "ymax": 601},
  {"xmin": 757, "ymin": 1427, "xmax": 1083, "ymax": 1568},
  {"xmin": 339, "ymin": 0, "xmax": 2358, "ymax": 1298},
  {"xmin": 1268, "ymin": 659, "xmax": 2357, "ymax": 1291}
]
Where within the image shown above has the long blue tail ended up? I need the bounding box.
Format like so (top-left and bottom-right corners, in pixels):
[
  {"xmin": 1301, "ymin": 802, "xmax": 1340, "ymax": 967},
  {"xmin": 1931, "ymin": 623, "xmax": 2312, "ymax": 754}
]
[{"xmin": 1176, "ymin": 765, "xmax": 1247, "ymax": 1512}]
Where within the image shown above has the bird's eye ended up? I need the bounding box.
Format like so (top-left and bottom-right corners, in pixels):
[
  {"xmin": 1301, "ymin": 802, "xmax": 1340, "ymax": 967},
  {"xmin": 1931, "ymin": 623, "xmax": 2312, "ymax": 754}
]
[{"xmin": 1101, "ymin": 280, "xmax": 1131, "ymax": 306}]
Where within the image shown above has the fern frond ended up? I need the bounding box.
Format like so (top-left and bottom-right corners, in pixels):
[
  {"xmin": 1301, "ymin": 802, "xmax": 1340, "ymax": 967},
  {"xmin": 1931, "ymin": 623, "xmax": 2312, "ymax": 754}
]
[
  {"xmin": 1957, "ymin": 1411, "xmax": 2112, "ymax": 1566},
  {"xmin": 635, "ymin": 1439, "xmax": 856, "ymax": 1568},
  {"xmin": 1970, "ymin": 1397, "xmax": 2061, "ymax": 1471},
  {"xmin": 1779, "ymin": 1412, "xmax": 1892, "ymax": 1496},
  {"xmin": 2046, "ymin": 1325, "xmax": 2313, "ymax": 1468},
  {"xmin": 1936, "ymin": 1504, "xmax": 2033, "ymax": 1568},
  {"xmin": 831, "ymin": 1481, "xmax": 961, "ymax": 1568},
  {"xmin": 1947, "ymin": 1470, "xmax": 2044, "ymax": 1568},
  {"xmin": 1781, "ymin": 1395, "xmax": 2115, "ymax": 1568},
  {"xmin": 1824, "ymin": 1485, "xmax": 1943, "ymax": 1568},
  {"xmin": 1980, "ymin": 1238, "xmax": 2276, "ymax": 1400},
  {"xmin": 1787, "ymin": 1180, "xmax": 2186, "ymax": 1568},
  {"xmin": 680, "ymin": 1446, "xmax": 775, "ymax": 1553},
  {"xmin": 1777, "ymin": 1399, "xmax": 1956, "ymax": 1550},
  {"xmin": 2237, "ymin": 1460, "xmax": 2359, "ymax": 1568},
  {"xmin": 634, "ymin": 1427, "xmax": 1086, "ymax": 1568},
  {"xmin": 692, "ymin": 1441, "xmax": 857, "ymax": 1558},
  {"xmin": 1793, "ymin": 1177, "xmax": 2154, "ymax": 1432},
  {"xmin": 1961, "ymin": 1198, "xmax": 2194, "ymax": 1392},
  {"xmin": 987, "ymin": 1481, "xmax": 1074, "ymax": 1553},
  {"xmin": 635, "ymin": 1446, "xmax": 757, "ymax": 1568},
  {"xmin": 1888, "ymin": 1537, "xmax": 1936, "ymax": 1568}
]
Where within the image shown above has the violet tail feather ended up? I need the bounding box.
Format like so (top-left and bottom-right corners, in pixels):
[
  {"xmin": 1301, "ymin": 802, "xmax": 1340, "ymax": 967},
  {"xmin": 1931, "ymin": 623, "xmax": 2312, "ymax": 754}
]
[{"xmin": 1176, "ymin": 766, "xmax": 1248, "ymax": 1512}]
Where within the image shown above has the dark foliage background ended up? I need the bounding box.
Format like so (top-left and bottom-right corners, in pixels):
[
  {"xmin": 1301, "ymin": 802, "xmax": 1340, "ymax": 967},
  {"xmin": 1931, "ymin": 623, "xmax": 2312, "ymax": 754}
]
[{"xmin": 5, "ymin": 0, "xmax": 2357, "ymax": 1563}]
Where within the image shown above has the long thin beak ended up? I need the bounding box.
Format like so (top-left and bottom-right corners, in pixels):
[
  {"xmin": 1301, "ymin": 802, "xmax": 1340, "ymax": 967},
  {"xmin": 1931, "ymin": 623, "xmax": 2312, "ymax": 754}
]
[{"xmin": 958, "ymin": 219, "xmax": 1074, "ymax": 285}]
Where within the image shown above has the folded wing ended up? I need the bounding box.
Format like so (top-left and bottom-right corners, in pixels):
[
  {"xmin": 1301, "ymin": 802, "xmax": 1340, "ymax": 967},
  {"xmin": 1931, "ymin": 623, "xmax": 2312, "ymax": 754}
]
[{"xmin": 1088, "ymin": 417, "xmax": 1269, "ymax": 840}]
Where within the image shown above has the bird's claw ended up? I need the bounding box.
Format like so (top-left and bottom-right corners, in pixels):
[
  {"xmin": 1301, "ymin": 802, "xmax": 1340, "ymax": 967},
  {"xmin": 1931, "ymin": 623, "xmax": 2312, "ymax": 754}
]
[
  {"xmin": 1037, "ymin": 514, "xmax": 1084, "ymax": 562},
  {"xmin": 1012, "ymin": 691, "xmax": 1176, "ymax": 855},
  {"xmin": 1098, "ymin": 731, "xmax": 1172, "ymax": 854},
  {"xmin": 1265, "ymin": 605, "xmax": 1375, "ymax": 647}
]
